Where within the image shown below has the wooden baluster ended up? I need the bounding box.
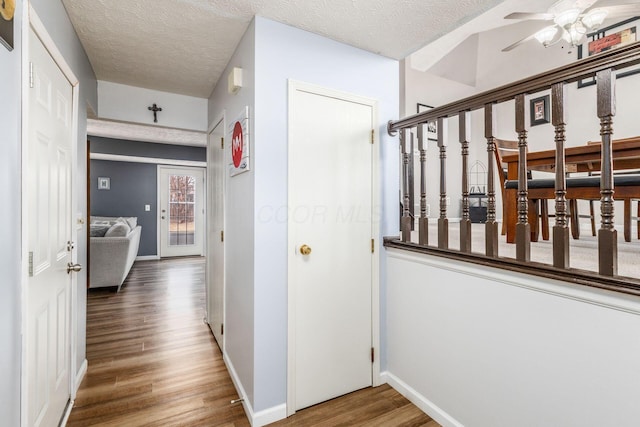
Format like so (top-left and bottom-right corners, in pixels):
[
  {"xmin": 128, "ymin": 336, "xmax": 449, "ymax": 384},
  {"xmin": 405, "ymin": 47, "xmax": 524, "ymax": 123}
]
[
  {"xmin": 484, "ymin": 103, "xmax": 499, "ymax": 257},
  {"xmin": 551, "ymin": 82, "xmax": 570, "ymax": 269},
  {"xmin": 417, "ymin": 124, "xmax": 429, "ymax": 245},
  {"xmin": 597, "ymin": 69, "xmax": 617, "ymax": 276},
  {"xmin": 515, "ymin": 94, "xmax": 531, "ymax": 261},
  {"xmin": 437, "ymin": 117, "xmax": 449, "ymax": 249},
  {"xmin": 400, "ymin": 128, "xmax": 412, "ymax": 242},
  {"xmin": 409, "ymin": 130, "xmax": 415, "ymax": 232},
  {"xmin": 459, "ymin": 111, "xmax": 472, "ymax": 253}
]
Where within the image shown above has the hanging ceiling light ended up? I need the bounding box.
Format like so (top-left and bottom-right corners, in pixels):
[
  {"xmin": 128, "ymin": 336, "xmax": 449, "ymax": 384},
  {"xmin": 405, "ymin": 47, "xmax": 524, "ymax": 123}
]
[{"xmin": 534, "ymin": 7, "xmax": 609, "ymax": 49}]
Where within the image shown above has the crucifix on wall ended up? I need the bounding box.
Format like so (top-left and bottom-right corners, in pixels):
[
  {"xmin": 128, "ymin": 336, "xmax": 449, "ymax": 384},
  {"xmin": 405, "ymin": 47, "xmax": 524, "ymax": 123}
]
[{"xmin": 148, "ymin": 103, "xmax": 162, "ymax": 123}]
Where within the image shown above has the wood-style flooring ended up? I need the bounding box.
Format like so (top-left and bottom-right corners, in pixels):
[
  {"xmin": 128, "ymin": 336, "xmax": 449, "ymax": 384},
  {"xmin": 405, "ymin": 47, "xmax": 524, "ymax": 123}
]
[{"xmin": 68, "ymin": 256, "xmax": 440, "ymax": 427}]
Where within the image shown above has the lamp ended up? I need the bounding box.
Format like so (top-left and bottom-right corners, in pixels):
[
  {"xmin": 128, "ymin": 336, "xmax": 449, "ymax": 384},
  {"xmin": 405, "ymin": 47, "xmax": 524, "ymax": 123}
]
[
  {"xmin": 534, "ymin": 26, "xmax": 559, "ymax": 46},
  {"xmin": 554, "ymin": 8, "xmax": 581, "ymax": 28},
  {"xmin": 562, "ymin": 21, "xmax": 587, "ymax": 47},
  {"xmin": 581, "ymin": 8, "xmax": 608, "ymax": 30}
]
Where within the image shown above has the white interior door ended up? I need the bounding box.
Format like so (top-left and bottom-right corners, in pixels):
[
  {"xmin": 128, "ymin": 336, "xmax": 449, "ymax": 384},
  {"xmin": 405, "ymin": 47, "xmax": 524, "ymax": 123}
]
[
  {"xmin": 26, "ymin": 26, "xmax": 75, "ymax": 427},
  {"xmin": 206, "ymin": 119, "xmax": 225, "ymax": 348},
  {"xmin": 289, "ymin": 82, "xmax": 374, "ymax": 411},
  {"xmin": 159, "ymin": 166, "xmax": 205, "ymax": 258}
]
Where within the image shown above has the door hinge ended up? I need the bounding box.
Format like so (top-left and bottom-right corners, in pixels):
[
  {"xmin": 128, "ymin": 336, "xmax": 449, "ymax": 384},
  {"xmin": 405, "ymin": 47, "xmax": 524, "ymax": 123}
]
[
  {"xmin": 221, "ymin": 230, "xmax": 224, "ymax": 242},
  {"xmin": 29, "ymin": 62, "xmax": 34, "ymax": 88},
  {"xmin": 221, "ymin": 137, "xmax": 224, "ymax": 149},
  {"xmin": 221, "ymin": 323, "xmax": 224, "ymax": 335},
  {"xmin": 28, "ymin": 251, "xmax": 34, "ymax": 276},
  {"xmin": 370, "ymin": 129, "xmax": 374, "ymax": 144},
  {"xmin": 371, "ymin": 347, "xmax": 375, "ymax": 363},
  {"xmin": 371, "ymin": 238, "xmax": 374, "ymax": 253}
]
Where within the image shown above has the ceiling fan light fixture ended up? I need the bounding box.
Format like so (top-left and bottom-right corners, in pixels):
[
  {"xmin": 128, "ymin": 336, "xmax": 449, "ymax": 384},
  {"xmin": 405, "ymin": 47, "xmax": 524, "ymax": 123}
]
[
  {"xmin": 554, "ymin": 8, "xmax": 581, "ymax": 28},
  {"xmin": 534, "ymin": 26, "xmax": 559, "ymax": 45},
  {"xmin": 562, "ymin": 21, "xmax": 587, "ymax": 46},
  {"xmin": 582, "ymin": 8, "xmax": 608, "ymax": 29}
]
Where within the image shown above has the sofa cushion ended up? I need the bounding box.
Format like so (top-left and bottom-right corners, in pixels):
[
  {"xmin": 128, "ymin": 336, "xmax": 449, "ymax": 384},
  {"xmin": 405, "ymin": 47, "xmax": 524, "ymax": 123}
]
[
  {"xmin": 105, "ymin": 222, "xmax": 131, "ymax": 237},
  {"xmin": 91, "ymin": 216, "xmax": 138, "ymax": 229},
  {"xmin": 90, "ymin": 224, "xmax": 110, "ymax": 237}
]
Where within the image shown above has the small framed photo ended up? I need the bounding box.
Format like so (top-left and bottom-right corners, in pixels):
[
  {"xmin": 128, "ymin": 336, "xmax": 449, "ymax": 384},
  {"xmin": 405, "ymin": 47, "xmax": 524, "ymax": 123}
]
[
  {"xmin": 97, "ymin": 177, "xmax": 110, "ymax": 190},
  {"xmin": 417, "ymin": 103, "xmax": 437, "ymax": 141},
  {"xmin": 0, "ymin": 0, "xmax": 15, "ymax": 51},
  {"xmin": 530, "ymin": 95, "xmax": 549, "ymax": 126}
]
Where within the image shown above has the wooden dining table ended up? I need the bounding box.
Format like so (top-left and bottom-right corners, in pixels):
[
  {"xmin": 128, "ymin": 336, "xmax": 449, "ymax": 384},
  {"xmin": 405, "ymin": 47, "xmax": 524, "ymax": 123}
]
[{"xmin": 501, "ymin": 136, "xmax": 640, "ymax": 243}]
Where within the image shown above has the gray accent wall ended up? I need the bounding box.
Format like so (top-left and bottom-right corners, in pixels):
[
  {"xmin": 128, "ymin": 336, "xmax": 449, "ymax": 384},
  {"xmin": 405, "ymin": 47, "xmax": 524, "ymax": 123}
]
[
  {"xmin": 0, "ymin": 1, "xmax": 22, "ymax": 424},
  {"xmin": 90, "ymin": 160, "xmax": 158, "ymax": 256},
  {"xmin": 89, "ymin": 137, "xmax": 206, "ymax": 256}
]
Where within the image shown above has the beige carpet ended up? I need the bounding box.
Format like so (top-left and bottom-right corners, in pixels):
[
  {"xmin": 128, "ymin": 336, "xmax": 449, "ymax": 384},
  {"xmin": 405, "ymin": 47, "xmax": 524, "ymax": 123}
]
[{"xmin": 410, "ymin": 221, "xmax": 639, "ymax": 280}]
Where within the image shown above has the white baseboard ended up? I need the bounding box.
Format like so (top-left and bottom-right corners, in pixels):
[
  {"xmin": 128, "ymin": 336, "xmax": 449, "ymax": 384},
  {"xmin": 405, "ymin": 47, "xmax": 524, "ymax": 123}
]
[
  {"xmin": 74, "ymin": 359, "xmax": 88, "ymax": 395},
  {"xmin": 381, "ymin": 371, "xmax": 463, "ymax": 427},
  {"xmin": 253, "ymin": 403, "xmax": 287, "ymax": 426},
  {"xmin": 135, "ymin": 255, "xmax": 160, "ymax": 261},
  {"xmin": 223, "ymin": 353, "xmax": 287, "ymax": 426}
]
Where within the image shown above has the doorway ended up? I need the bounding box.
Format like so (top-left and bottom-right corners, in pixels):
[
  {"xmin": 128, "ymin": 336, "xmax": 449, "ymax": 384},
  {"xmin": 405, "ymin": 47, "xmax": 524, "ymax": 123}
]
[
  {"xmin": 158, "ymin": 166, "xmax": 205, "ymax": 258},
  {"xmin": 287, "ymin": 81, "xmax": 379, "ymax": 413}
]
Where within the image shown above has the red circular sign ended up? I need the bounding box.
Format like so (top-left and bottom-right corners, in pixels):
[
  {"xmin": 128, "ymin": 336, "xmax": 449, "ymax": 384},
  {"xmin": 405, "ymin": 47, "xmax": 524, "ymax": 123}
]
[{"xmin": 232, "ymin": 121, "xmax": 243, "ymax": 168}]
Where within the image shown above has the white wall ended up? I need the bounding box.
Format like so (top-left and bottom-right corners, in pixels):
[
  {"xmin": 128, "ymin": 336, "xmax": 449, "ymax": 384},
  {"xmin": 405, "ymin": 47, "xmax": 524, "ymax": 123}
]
[
  {"xmin": 0, "ymin": 1, "xmax": 23, "ymax": 423},
  {"xmin": 99, "ymin": 81, "xmax": 208, "ymax": 131},
  {"xmin": 385, "ymin": 248, "xmax": 640, "ymax": 426},
  {"xmin": 252, "ymin": 16, "xmax": 399, "ymax": 413},
  {"xmin": 208, "ymin": 19, "xmax": 257, "ymax": 409},
  {"xmin": 29, "ymin": 0, "xmax": 98, "ymax": 390},
  {"xmin": 208, "ymin": 15, "xmax": 399, "ymax": 421}
]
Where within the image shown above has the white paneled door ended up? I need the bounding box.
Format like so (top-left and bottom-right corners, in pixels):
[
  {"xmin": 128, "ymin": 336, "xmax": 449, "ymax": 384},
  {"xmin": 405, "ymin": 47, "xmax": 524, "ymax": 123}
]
[
  {"xmin": 159, "ymin": 166, "xmax": 205, "ymax": 258},
  {"xmin": 289, "ymin": 82, "xmax": 375, "ymax": 412},
  {"xmin": 206, "ymin": 119, "xmax": 225, "ymax": 348},
  {"xmin": 26, "ymin": 26, "xmax": 75, "ymax": 427}
]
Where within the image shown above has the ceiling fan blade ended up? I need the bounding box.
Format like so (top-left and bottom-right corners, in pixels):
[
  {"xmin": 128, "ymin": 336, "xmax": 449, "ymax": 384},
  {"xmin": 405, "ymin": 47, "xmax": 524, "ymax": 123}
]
[
  {"xmin": 501, "ymin": 33, "xmax": 539, "ymax": 52},
  {"xmin": 504, "ymin": 12, "xmax": 555, "ymax": 20}
]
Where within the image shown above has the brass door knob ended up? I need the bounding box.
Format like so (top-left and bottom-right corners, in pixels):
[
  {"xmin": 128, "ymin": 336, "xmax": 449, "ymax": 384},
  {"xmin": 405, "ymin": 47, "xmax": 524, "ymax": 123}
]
[
  {"xmin": 67, "ymin": 263, "xmax": 83, "ymax": 274},
  {"xmin": 299, "ymin": 244, "xmax": 312, "ymax": 255}
]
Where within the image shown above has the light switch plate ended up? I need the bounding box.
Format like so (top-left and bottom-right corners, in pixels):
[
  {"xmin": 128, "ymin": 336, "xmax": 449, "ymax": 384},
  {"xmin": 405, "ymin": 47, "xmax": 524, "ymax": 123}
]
[{"xmin": 145, "ymin": 204, "xmax": 151, "ymax": 211}]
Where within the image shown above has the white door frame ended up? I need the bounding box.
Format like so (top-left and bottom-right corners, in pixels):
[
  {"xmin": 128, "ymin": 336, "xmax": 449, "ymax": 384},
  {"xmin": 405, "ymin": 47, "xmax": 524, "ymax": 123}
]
[
  {"xmin": 286, "ymin": 80, "xmax": 381, "ymax": 415},
  {"xmin": 21, "ymin": 5, "xmax": 81, "ymax": 425},
  {"xmin": 157, "ymin": 165, "xmax": 206, "ymax": 258},
  {"xmin": 205, "ymin": 111, "xmax": 226, "ymax": 350}
]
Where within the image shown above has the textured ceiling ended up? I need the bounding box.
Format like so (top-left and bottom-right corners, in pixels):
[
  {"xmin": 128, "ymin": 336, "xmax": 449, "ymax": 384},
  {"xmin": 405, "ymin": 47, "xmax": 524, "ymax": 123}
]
[{"xmin": 61, "ymin": 0, "xmax": 508, "ymax": 98}]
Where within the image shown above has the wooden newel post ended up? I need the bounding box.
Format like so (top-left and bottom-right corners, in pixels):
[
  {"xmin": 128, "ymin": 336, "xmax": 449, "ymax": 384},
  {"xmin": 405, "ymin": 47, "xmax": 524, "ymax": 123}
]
[
  {"xmin": 551, "ymin": 82, "xmax": 570, "ymax": 269},
  {"xmin": 515, "ymin": 94, "xmax": 531, "ymax": 261},
  {"xmin": 484, "ymin": 103, "xmax": 499, "ymax": 257},
  {"xmin": 597, "ymin": 69, "xmax": 617, "ymax": 276},
  {"xmin": 459, "ymin": 111, "xmax": 472, "ymax": 253},
  {"xmin": 417, "ymin": 124, "xmax": 429, "ymax": 245},
  {"xmin": 400, "ymin": 128, "xmax": 412, "ymax": 242},
  {"xmin": 437, "ymin": 117, "xmax": 449, "ymax": 250}
]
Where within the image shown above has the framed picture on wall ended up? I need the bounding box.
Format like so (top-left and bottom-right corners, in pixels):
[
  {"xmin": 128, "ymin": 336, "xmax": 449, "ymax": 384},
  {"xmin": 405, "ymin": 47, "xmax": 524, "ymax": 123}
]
[
  {"xmin": 577, "ymin": 17, "xmax": 639, "ymax": 88},
  {"xmin": 0, "ymin": 0, "xmax": 15, "ymax": 51},
  {"xmin": 98, "ymin": 177, "xmax": 110, "ymax": 190},
  {"xmin": 417, "ymin": 103, "xmax": 437, "ymax": 141},
  {"xmin": 530, "ymin": 95, "xmax": 550, "ymax": 126}
]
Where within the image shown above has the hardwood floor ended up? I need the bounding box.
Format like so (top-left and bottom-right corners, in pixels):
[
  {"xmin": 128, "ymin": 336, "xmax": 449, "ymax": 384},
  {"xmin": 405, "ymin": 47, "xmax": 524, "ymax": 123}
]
[{"xmin": 68, "ymin": 256, "xmax": 439, "ymax": 427}]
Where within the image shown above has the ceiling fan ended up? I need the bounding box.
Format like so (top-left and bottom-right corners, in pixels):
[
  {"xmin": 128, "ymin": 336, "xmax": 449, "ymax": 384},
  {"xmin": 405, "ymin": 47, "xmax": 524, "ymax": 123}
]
[{"xmin": 501, "ymin": 0, "xmax": 640, "ymax": 52}]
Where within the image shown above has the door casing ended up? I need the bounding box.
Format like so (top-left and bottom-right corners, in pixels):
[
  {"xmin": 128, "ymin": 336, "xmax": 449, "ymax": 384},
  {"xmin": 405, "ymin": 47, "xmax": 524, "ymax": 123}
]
[{"xmin": 286, "ymin": 80, "xmax": 381, "ymax": 415}]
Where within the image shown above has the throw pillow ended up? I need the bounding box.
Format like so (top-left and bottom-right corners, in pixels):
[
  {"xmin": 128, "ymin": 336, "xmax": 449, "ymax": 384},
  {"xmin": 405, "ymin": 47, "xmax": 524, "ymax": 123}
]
[
  {"xmin": 89, "ymin": 225, "xmax": 110, "ymax": 237},
  {"xmin": 125, "ymin": 217, "xmax": 137, "ymax": 229},
  {"xmin": 105, "ymin": 222, "xmax": 131, "ymax": 237}
]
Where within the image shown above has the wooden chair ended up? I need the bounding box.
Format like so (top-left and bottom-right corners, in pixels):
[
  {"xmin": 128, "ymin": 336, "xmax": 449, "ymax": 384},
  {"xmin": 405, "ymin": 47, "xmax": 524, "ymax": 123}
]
[{"xmin": 494, "ymin": 139, "xmax": 550, "ymax": 241}]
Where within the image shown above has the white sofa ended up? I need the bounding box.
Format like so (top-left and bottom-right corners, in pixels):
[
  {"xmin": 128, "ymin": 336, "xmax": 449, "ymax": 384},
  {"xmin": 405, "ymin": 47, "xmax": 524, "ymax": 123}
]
[{"xmin": 89, "ymin": 216, "xmax": 141, "ymax": 291}]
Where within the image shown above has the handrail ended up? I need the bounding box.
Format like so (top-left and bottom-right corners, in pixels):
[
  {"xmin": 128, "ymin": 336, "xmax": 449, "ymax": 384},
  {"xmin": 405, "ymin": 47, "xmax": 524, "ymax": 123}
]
[{"xmin": 387, "ymin": 41, "xmax": 640, "ymax": 134}]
